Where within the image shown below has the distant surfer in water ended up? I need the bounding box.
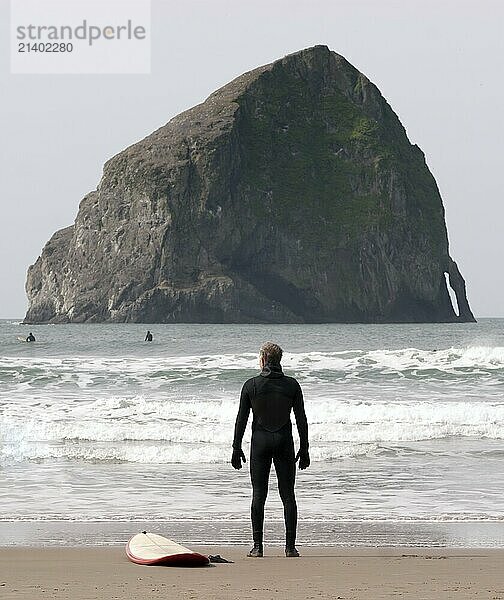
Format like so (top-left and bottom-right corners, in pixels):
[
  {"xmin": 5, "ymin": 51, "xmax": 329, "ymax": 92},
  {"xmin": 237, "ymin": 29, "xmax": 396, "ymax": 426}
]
[
  {"xmin": 232, "ymin": 341, "xmax": 310, "ymax": 558},
  {"xmin": 26, "ymin": 332, "xmax": 35, "ymax": 342},
  {"xmin": 145, "ymin": 330, "xmax": 153, "ymax": 342}
]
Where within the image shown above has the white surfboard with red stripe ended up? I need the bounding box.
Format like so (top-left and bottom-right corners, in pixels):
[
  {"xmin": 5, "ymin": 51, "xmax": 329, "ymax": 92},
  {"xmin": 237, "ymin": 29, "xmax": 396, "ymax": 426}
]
[{"xmin": 126, "ymin": 532, "xmax": 209, "ymax": 566}]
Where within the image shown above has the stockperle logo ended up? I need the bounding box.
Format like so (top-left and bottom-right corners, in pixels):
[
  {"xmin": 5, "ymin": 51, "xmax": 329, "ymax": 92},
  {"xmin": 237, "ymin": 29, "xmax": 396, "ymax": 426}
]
[{"xmin": 10, "ymin": 0, "xmax": 151, "ymax": 74}]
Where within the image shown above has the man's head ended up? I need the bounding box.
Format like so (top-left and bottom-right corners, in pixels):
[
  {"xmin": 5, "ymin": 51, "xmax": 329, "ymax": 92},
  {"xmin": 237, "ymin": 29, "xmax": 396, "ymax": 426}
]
[{"xmin": 259, "ymin": 341, "xmax": 283, "ymax": 368}]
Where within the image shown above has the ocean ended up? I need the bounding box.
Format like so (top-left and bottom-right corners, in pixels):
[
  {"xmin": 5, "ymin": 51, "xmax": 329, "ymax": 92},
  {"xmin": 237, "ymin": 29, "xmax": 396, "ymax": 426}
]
[{"xmin": 1, "ymin": 319, "xmax": 503, "ymax": 547}]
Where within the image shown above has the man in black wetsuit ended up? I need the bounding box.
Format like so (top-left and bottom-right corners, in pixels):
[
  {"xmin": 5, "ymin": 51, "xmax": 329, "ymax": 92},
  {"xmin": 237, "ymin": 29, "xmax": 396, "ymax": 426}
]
[
  {"xmin": 145, "ymin": 331, "xmax": 153, "ymax": 342},
  {"xmin": 26, "ymin": 332, "xmax": 35, "ymax": 342},
  {"xmin": 231, "ymin": 341, "xmax": 310, "ymax": 558}
]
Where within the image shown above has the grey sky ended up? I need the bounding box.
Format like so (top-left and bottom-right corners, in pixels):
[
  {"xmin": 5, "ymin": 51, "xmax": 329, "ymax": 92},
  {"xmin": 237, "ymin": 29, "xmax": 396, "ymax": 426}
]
[{"xmin": 1, "ymin": 0, "xmax": 502, "ymax": 318}]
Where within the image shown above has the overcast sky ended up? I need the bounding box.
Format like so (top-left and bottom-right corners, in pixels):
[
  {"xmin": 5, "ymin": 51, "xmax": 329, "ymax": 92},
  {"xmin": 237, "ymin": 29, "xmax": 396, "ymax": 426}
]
[{"xmin": 1, "ymin": 0, "xmax": 502, "ymax": 318}]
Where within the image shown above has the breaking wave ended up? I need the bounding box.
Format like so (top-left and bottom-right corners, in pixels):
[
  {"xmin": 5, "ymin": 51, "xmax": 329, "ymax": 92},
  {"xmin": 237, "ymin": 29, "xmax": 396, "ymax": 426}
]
[{"xmin": 1, "ymin": 345, "xmax": 503, "ymax": 464}]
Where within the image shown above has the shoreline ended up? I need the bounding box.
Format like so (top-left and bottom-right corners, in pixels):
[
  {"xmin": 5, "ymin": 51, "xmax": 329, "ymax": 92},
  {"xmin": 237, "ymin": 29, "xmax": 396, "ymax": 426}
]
[
  {"xmin": 1, "ymin": 519, "xmax": 504, "ymax": 548},
  {"xmin": 1, "ymin": 546, "xmax": 503, "ymax": 599}
]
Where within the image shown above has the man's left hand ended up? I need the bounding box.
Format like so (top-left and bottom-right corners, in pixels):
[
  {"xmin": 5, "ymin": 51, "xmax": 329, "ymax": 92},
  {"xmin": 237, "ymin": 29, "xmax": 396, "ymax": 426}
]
[{"xmin": 295, "ymin": 449, "xmax": 310, "ymax": 470}]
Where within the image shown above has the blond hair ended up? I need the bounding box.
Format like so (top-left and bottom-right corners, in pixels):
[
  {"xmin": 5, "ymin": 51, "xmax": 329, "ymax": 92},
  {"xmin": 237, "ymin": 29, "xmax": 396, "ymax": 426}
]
[{"xmin": 260, "ymin": 341, "xmax": 283, "ymax": 365}]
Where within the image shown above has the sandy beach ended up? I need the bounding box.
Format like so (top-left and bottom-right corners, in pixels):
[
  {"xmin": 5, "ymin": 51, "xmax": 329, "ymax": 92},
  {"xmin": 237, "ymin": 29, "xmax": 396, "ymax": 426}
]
[{"xmin": 1, "ymin": 546, "xmax": 503, "ymax": 600}]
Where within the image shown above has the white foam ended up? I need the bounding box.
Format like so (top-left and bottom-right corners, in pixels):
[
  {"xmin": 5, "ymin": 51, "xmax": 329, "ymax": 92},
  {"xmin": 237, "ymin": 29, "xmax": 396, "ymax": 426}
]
[
  {"xmin": 1, "ymin": 345, "xmax": 504, "ymax": 381},
  {"xmin": 0, "ymin": 438, "xmax": 380, "ymax": 464},
  {"xmin": 2, "ymin": 345, "xmax": 504, "ymax": 464},
  {"xmin": 1, "ymin": 391, "xmax": 504, "ymax": 463}
]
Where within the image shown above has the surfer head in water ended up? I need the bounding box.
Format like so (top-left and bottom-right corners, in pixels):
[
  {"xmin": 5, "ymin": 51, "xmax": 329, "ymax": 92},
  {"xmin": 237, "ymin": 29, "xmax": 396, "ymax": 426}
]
[
  {"xmin": 232, "ymin": 341, "xmax": 310, "ymax": 558},
  {"xmin": 26, "ymin": 332, "xmax": 35, "ymax": 342}
]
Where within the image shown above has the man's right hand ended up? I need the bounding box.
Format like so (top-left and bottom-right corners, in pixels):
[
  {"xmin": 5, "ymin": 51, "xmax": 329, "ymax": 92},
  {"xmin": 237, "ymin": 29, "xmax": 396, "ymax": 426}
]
[{"xmin": 231, "ymin": 449, "xmax": 246, "ymax": 470}]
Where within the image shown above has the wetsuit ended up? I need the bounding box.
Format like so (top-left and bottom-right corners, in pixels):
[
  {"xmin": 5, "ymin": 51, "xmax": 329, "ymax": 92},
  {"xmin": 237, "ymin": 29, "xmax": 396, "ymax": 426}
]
[
  {"xmin": 233, "ymin": 362, "xmax": 309, "ymax": 549},
  {"xmin": 26, "ymin": 333, "xmax": 35, "ymax": 342},
  {"xmin": 145, "ymin": 332, "xmax": 153, "ymax": 341}
]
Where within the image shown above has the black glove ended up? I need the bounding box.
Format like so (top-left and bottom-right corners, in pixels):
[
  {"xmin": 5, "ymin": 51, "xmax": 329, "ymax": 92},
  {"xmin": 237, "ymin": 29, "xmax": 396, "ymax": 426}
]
[
  {"xmin": 295, "ymin": 449, "xmax": 310, "ymax": 470},
  {"xmin": 231, "ymin": 449, "xmax": 246, "ymax": 470}
]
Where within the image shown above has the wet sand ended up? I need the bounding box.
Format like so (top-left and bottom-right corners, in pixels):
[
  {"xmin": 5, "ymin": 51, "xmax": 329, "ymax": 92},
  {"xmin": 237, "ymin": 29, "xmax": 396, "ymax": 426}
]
[{"xmin": 1, "ymin": 546, "xmax": 503, "ymax": 599}]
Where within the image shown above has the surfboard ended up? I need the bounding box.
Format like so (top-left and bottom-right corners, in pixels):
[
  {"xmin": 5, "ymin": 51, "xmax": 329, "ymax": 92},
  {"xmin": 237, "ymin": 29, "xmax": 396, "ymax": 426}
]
[
  {"xmin": 17, "ymin": 337, "xmax": 27, "ymax": 342},
  {"xmin": 125, "ymin": 532, "xmax": 209, "ymax": 567}
]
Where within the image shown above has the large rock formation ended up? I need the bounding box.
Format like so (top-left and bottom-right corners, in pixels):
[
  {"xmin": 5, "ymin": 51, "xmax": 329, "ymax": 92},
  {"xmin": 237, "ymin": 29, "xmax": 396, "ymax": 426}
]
[{"xmin": 24, "ymin": 45, "xmax": 475, "ymax": 323}]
